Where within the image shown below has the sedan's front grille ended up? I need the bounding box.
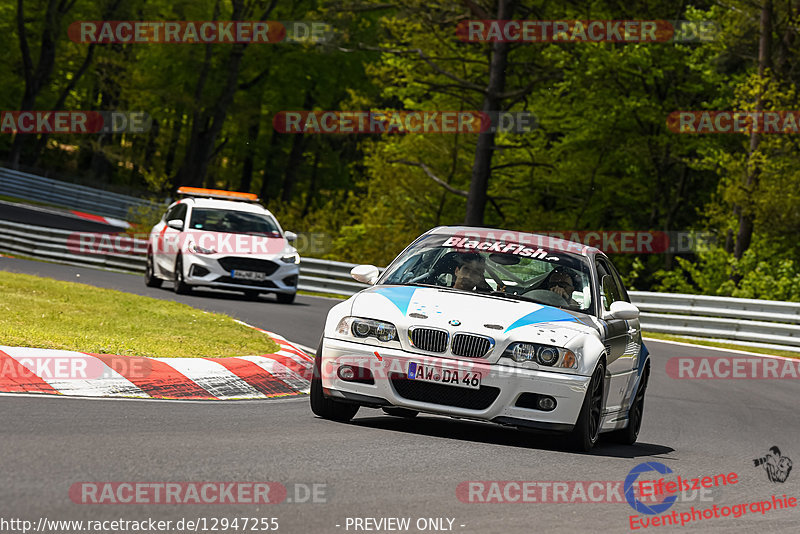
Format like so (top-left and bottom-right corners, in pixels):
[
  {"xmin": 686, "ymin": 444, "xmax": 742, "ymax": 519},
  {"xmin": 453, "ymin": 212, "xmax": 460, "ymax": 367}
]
[
  {"xmin": 389, "ymin": 373, "xmax": 499, "ymax": 410},
  {"xmin": 217, "ymin": 257, "xmax": 279, "ymax": 276},
  {"xmin": 451, "ymin": 333, "xmax": 493, "ymax": 358},
  {"xmin": 215, "ymin": 276, "xmax": 277, "ymax": 288},
  {"xmin": 409, "ymin": 327, "xmax": 448, "ymax": 353}
]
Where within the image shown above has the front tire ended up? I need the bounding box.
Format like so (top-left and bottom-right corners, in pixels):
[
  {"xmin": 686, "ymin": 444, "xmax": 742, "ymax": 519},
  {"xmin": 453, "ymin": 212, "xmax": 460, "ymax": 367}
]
[
  {"xmin": 310, "ymin": 341, "xmax": 359, "ymax": 422},
  {"xmin": 173, "ymin": 255, "xmax": 191, "ymax": 295},
  {"xmin": 608, "ymin": 364, "xmax": 649, "ymax": 445},
  {"xmin": 568, "ymin": 360, "xmax": 605, "ymax": 452},
  {"xmin": 276, "ymin": 292, "xmax": 296, "ymax": 304},
  {"xmin": 144, "ymin": 251, "xmax": 162, "ymax": 288}
]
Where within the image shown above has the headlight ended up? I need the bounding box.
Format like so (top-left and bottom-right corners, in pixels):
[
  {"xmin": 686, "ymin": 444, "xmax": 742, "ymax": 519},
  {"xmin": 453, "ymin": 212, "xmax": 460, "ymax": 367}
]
[
  {"xmin": 336, "ymin": 317, "xmax": 398, "ymax": 343},
  {"xmin": 501, "ymin": 342, "xmax": 577, "ymax": 369},
  {"xmin": 187, "ymin": 242, "xmax": 216, "ymax": 254},
  {"xmin": 281, "ymin": 252, "xmax": 300, "ymax": 264}
]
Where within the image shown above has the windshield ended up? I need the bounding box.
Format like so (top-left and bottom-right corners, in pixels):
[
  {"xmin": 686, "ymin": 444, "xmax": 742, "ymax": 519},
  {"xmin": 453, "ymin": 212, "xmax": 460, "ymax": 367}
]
[
  {"xmin": 380, "ymin": 233, "xmax": 593, "ymax": 312},
  {"xmin": 188, "ymin": 208, "xmax": 281, "ymax": 237}
]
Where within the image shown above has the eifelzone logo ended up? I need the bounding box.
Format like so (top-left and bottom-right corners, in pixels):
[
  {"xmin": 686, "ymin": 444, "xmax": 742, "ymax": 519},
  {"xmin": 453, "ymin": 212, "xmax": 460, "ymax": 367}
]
[{"xmin": 753, "ymin": 446, "xmax": 793, "ymax": 483}]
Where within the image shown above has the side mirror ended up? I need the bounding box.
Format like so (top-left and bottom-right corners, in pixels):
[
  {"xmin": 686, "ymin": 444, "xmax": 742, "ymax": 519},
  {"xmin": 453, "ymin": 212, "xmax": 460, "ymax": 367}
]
[
  {"xmin": 167, "ymin": 219, "xmax": 184, "ymax": 231},
  {"xmin": 608, "ymin": 300, "xmax": 639, "ymax": 320},
  {"xmin": 351, "ymin": 264, "xmax": 380, "ymax": 285},
  {"xmin": 284, "ymin": 231, "xmax": 298, "ymax": 242}
]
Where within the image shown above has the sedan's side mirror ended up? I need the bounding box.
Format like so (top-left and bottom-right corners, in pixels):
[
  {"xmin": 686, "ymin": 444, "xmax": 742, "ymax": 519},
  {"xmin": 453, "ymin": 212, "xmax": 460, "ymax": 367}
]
[
  {"xmin": 167, "ymin": 219, "xmax": 184, "ymax": 231},
  {"xmin": 351, "ymin": 264, "xmax": 380, "ymax": 285},
  {"xmin": 608, "ymin": 300, "xmax": 640, "ymax": 320},
  {"xmin": 284, "ymin": 231, "xmax": 298, "ymax": 242}
]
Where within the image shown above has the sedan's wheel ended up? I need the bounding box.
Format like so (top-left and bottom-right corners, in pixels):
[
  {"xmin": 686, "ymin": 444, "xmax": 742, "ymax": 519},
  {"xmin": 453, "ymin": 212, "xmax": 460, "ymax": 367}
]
[
  {"xmin": 144, "ymin": 252, "xmax": 162, "ymax": 288},
  {"xmin": 382, "ymin": 407, "xmax": 418, "ymax": 418},
  {"xmin": 173, "ymin": 255, "xmax": 191, "ymax": 295},
  {"xmin": 608, "ymin": 365, "xmax": 649, "ymax": 445},
  {"xmin": 276, "ymin": 292, "xmax": 296, "ymax": 304},
  {"xmin": 309, "ymin": 341, "xmax": 359, "ymax": 422},
  {"xmin": 568, "ymin": 360, "xmax": 605, "ymax": 452}
]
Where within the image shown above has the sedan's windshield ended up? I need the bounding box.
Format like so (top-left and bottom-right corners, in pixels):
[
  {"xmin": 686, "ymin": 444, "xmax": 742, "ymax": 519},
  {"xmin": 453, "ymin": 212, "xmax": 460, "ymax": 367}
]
[
  {"xmin": 380, "ymin": 233, "xmax": 593, "ymax": 312},
  {"xmin": 188, "ymin": 208, "xmax": 281, "ymax": 237}
]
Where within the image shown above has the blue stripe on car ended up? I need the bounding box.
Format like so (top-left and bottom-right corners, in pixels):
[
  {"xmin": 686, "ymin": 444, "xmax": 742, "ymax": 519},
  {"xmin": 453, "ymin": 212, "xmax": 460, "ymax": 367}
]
[
  {"xmin": 373, "ymin": 286, "xmax": 417, "ymax": 315},
  {"xmin": 505, "ymin": 306, "xmax": 578, "ymax": 332}
]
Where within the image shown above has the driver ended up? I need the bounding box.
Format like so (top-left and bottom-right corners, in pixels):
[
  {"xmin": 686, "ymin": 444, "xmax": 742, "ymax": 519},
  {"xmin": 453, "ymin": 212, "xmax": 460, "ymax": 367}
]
[
  {"xmin": 547, "ymin": 269, "xmax": 580, "ymax": 307},
  {"xmin": 453, "ymin": 253, "xmax": 490, "ymax": 291}
]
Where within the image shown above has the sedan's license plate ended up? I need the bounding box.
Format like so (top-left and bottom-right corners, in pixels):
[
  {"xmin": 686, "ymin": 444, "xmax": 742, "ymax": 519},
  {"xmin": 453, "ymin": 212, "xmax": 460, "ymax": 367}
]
[
  {"xmin": 231, "ymin": 270, "xmax": 266, "ymax": 281},
  {"xmin": 408, "ymin": 362, "xmax": 481, "ymax": 389}
]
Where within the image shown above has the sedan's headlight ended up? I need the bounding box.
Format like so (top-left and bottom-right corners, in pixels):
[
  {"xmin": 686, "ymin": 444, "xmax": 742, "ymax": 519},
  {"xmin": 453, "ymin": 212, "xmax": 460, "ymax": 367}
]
[
  {"xmin": 188, "ymin": 242, "xmax": 216, "ymax": 254},
  {"xmin": 281, "ymin": 252, "xmax": 300, "ymax": 264},
  {"xmin": 336, "ymin": 317, "xmax": 398, "ymax": 342},
  {"xmin": 501, "ymin": 342, "xmax": 577, "ymax": 369}
]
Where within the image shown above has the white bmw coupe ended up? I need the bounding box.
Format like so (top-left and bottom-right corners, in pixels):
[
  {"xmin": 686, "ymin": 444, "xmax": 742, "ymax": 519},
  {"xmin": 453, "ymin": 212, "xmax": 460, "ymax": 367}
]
[{"xmin": 310, "ymin": 226, "xmax": 650, "ymax": 451}]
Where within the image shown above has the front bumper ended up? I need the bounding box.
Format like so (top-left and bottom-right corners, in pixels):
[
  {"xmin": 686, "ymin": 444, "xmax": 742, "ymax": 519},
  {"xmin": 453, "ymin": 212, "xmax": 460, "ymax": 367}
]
[
  {"xmin": 321, "ymin": 337, "xmax": 592, "ymax": 430},
  {"xmin": 182, "ymin": 254, "xmax": 299, "ymax": 294}
]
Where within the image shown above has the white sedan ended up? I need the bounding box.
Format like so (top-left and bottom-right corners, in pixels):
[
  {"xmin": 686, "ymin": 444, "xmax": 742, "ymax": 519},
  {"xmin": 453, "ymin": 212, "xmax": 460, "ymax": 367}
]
[
  {"xmin": 145, "ymin": 187, "xmax": 300, "ymax": 303},
  {"xmin": 310, "ymin": 226, "xmax": 650, "ymax": 451}
]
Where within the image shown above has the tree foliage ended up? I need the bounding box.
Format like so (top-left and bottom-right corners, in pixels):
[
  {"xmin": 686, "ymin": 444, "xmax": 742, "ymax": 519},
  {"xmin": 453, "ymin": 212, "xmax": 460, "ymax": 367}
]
[{"xmin": 2, "ymin": 0, "xmax": 799, "ymax": 298}]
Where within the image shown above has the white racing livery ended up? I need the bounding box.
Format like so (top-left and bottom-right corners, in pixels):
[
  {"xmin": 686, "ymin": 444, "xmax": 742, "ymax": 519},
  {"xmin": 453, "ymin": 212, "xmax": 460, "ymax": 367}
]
[
  {"xmin": 310, "ymin": 226, "xmax": 650, "ymax": 451},
  {"xmin": 145, "ymin": 187, "xmax": 300, "ymax": 303}
]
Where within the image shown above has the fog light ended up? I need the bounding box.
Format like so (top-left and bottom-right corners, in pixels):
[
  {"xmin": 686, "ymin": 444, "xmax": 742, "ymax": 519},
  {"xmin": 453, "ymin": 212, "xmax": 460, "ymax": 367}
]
[
  {"xmin": 338, "ymin": 366, "xmax": 355, "ymax": 380},
  {"xmin": 538, "ymin": 396, "xmax": 556, "ymax": 411},
  {"xmin": 190, "ymin": 265, "xmax": 210, "ymax": 277}
]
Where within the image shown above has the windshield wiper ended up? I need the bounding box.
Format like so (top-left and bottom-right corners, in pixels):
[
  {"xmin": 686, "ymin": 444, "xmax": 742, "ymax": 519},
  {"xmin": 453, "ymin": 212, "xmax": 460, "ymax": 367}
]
[{"xmin": 398, "ymin": 282, "xmax": 456, "ymax": 291}]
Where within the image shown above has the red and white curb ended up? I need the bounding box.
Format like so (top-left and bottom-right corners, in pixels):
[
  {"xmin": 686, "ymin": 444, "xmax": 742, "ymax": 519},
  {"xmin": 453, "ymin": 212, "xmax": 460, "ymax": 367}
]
[
  {"xmin": 69, "ymin": 209, "xmax": 131, "ymax": 229},
  {"xmin": 0, "ymin": 330, "xmax": 313, "ymax": 400}
]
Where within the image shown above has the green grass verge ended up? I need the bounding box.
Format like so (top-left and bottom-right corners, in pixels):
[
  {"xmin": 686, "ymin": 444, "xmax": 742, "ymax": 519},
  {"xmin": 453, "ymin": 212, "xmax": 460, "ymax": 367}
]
[
  {"xmin": 643, "ymin": 331, "xmax": 800, "ymax": 360},
  {"xmin": 0, "ymin": 272, "xmax": 279, "ymax": 357}
]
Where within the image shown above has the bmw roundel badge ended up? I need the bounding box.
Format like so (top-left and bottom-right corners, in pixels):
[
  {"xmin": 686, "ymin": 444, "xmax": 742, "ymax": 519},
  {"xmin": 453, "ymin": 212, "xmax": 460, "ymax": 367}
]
[{"xmin": 449, "ymin": 319, "xmax": 461, "ymax": 326}]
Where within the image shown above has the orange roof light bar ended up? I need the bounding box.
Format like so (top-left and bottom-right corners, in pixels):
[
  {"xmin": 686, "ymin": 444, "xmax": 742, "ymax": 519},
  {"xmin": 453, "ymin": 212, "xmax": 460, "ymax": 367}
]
[{"xmin": 177, "ymin": 187, "xmax": 260, "ymax": 202}]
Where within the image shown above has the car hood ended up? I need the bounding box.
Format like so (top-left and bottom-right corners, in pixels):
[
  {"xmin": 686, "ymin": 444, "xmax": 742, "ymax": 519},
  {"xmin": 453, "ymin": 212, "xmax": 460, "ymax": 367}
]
[{"xmin": 350, "ymin": 285, "xmax": 599, "ymax": 359}]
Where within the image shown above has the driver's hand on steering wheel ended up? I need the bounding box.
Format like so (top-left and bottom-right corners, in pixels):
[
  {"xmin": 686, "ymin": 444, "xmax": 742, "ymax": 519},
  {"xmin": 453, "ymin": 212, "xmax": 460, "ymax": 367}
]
[
  {"xmin": 550, "ymin": 285, "xmax": 572, "ymax": 299},
  {"xmin": 548, "ymin": 273, "xmax": 578, "ymax": 306}
]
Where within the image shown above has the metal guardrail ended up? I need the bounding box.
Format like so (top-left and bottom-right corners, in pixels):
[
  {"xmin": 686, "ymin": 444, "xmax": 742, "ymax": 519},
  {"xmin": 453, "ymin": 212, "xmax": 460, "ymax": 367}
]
[
  {"xmin": 0, "ymin": 220, "xmax": 148, "ymax": 272},
  {"xmin": 0, "ymin": 167, "xmax": 159, "ymax": 220},
  {"xmin": 1, "ymin": 220, "xmax": 798, "ymax": 353},
  {"xmin": 629, "ymin": 292, "xmax": 800, "ymax": 352}
]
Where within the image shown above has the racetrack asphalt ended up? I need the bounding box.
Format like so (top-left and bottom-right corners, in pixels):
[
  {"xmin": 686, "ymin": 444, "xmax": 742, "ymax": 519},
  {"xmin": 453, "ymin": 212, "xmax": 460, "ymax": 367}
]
[
  {"xmin": 0, "ymin": 200, "xmax": 123, "ymax": 233},
  {"xmin": 1, "ymin": 256, "xmax": 799, "ymax": 533}
]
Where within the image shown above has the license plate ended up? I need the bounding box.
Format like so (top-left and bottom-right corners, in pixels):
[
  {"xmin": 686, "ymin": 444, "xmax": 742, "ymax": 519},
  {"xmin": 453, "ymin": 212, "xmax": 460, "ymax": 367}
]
[
  {"xmin": 231, "ymin": 270, "xmax": 266, "ymax": 281},
  {"xmin": 407, "ymin": 362, "xmax": 481, "ymax": 389}
]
